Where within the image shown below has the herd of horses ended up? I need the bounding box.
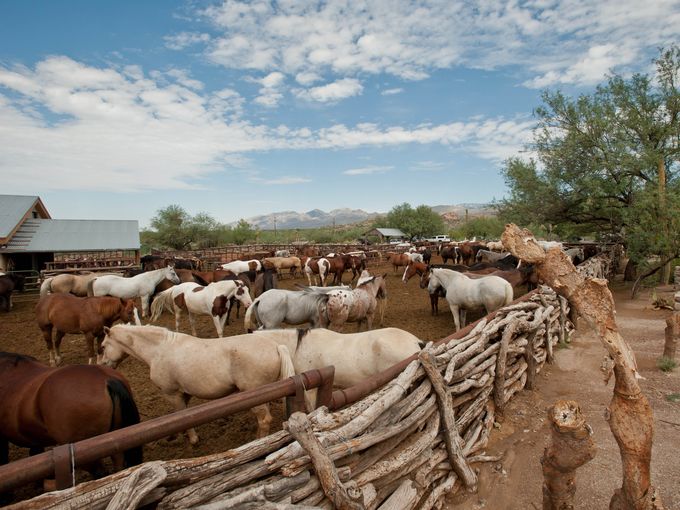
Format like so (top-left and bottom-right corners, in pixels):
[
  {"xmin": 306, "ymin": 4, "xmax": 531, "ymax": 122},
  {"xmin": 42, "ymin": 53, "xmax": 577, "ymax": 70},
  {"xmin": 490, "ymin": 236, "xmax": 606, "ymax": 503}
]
[{"xmin": 0, "ymin": 240, "xmax": 593, "ymax": 494}]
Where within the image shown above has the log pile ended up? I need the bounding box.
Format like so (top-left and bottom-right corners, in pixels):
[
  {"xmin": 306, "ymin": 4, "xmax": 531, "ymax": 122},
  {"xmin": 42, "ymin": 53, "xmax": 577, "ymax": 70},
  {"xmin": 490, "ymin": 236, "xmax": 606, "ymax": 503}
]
[{"xmin": 9, "ymin": 287, "xmax": 570, "ymax": 510}]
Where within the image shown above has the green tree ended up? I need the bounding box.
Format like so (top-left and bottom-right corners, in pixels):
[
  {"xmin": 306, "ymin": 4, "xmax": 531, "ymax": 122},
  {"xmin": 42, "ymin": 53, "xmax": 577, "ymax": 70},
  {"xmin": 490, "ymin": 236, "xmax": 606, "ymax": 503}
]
[
  {"xmin": 149, "ymin": 205, "xmax": 194, "ymax": 250},
  {"xmin": 499, "ymin": 46, "xmax": 680, "ymax": 282},
  {"xmin": 385, "ymin": 203, "xmax": 445, "ymax": 240},
  {"xmin": 232, "ymin": 219, "xmax": 255, "ymax": 245}
]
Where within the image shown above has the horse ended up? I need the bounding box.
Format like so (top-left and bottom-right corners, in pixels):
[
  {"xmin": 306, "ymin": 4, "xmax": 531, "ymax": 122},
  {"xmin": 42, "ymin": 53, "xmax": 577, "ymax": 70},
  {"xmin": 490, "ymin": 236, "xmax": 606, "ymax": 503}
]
[
  {"xmin": 468, "ymin": 254, "xmax": 519, "ymax": 271},
  {"xmin": 538, "ymin": 240, "xmax": 563, "ymax": 251},
  {"xmin": 385, "ymin": 252, "xmax": 411, "ymax": 272},
  {"xmin": 0, "ymin": 352, "xmax": 142, "ymax": 472},
  {"xmin": 475, "ymin": 249, "xmax": 510, "ymax": 264},
  {"xmin": 0, "ymin": 273, "xmax": 25, "ymax": 312},
  {"xmin": 274, "ymin": 249, "xmax": 290, "ymax": 258},
  {"xmin": 150, "ymin": 280, "xmax": 252, "ymax": 337},
  {"xmin": 264, "ymin": 256, "xmax": 302, "ymax": 278},
  {"xmin": 244, "ymin": 289, "xmax": 329, "ymax": 331},
  {"xmin": 348, "ymin": 255, "xmax": 367, "ymax": 280},
  {"xmin": 456, "ymin": 241, "xmax": 486, "ymax": 266},
  {"xmin": 253, "ymin": 268, "xmax": 278, "ymax": 298},
  {"xmin": 100, "ymin": 324, "xmax": 295, "ymax": 442},
  {"xmin": 325, "ymin": 254, "xmax": 354, "ymax": 285},
  {"xmin": 250, "ymin": 327, "xmax": 422, "ymax": 390},
  {"xmin": 39, "ymin": 272, "xmax": 116, "ymax": 298},
  {"xmin": 486, "ymin": 241, "xmax": 505, "ymax": 252},
  {"xmin": 304, "ymin": 257, "xmax": 330, "ymax": 287},
  {"xmin": 36, "ymin": 294, "xmax": 136, "ymax": 366},
  {"xmin": 564, "ymin": 247, "xmax": 585, "ymax": 264},
  {"xmin": 428, "ymin": 268, "xmax": 513, "ymax": 331},
  {"xmin": 306, "ymin": 272, "xmax": 387, "ymax": 332},
  {"xmin": 221, "ymin": 259, "xmax": 262, "ymax": 274},
  {"xmin": 89, "ymin": 266, "xmax": 180, "ymax": 318}
]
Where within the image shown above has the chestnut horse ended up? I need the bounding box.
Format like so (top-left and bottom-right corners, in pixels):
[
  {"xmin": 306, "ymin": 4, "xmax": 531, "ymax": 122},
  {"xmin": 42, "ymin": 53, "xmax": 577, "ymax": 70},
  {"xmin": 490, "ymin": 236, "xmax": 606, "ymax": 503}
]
[
  {"xmin": 325, "ymin": 254, "xmax": 354, "ymax": 285},
  {"xmin": 36, "ymin": 294, "xmax": 136, "ymax": 365},
  {"xmin": 0, "ymin": 352, "xmax": 142, "ymax": 471}
]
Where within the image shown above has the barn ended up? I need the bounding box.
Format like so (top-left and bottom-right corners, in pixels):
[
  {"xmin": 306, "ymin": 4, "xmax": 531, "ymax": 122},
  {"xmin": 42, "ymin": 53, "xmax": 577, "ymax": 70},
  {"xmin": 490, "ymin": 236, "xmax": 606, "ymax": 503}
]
[
  {"xmin": 363, "ymin": 227, "xmax": 407, "ymax": 243},
  {"xmin": 0, "ymin": 194, "xmax": 140, "ymax": 274}
]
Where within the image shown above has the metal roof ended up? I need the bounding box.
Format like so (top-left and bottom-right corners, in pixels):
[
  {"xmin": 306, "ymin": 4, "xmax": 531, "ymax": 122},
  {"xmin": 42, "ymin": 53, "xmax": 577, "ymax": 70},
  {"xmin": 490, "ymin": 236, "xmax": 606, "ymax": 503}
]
[
  {"xmin": 0, "ymin": 195, "xmax": 41, "ymax": 239},
  {"xmin": 370, "ymin": 228, "xmax": 407, "ymax": 237},
  {"xmin": 1, "ymin": 219, "xmax": 140, "ymax": 253}
]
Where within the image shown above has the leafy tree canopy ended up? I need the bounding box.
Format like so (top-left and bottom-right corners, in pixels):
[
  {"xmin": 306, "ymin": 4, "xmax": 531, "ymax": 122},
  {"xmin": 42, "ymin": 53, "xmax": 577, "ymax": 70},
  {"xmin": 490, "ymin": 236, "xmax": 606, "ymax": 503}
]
[{"xmin": 384, "ymin": 203, "xmax": 446, "ymax": 240}]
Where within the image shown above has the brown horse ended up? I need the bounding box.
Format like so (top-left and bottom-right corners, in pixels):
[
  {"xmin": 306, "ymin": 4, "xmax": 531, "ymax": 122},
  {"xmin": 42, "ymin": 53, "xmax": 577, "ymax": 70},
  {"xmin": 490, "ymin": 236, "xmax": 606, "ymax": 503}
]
[
  {"xmin": 326, "ymin": 254, "xmax": 354, "ymax": 285},
  {"xmin": 385, "ymin": 252, "xmax": 411, "ymax": 273},
  {"xmin": 36, "ymin": 294, "xmax": 136, "ymax": 366},
  {"xmin": 0, "ymin": 273, "xmax": 25, "ymax": 312},
  {"xmin": 0, "ymin": 352, "xmax": 142, "ymax": 472}
]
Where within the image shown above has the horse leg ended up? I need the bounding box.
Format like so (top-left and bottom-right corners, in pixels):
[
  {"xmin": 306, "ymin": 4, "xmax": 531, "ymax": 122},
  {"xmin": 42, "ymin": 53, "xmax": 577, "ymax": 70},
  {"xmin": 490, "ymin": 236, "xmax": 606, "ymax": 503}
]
[
  {"xmin": 213, "ymin": 314, "xmax": 224, "ymax": 338},
  {"xmin": 54, "ymin": 330, "xmax": 65, "ymax": 366},
  {"xmin": 95, "ymin": 333, "xmax": 106, "ymax": 363},
  {"xmin": 459, "ymin": 309, "xmax": 467, "ymax": 329},
  {"xmin": 174, "ymin": 307, "xmax": 182, "ymax": 332},
  {"xmin": 85, "ymin": 331, "xmax": 97, "ymax": 364},
  {"xmin": 41, "ymin": 325, "xmax": 56, "ymax": 366},
  {"xmin": 164, "ymin": 392, "xmax": 199, "ymax": 444},
  {"xmin": 187, "ymin": 312, "xmax": 197, "ymax": 337},
  {"xmin": 449, "ymin": 304, "xmax": 461, "ymax": 331},
  {"xmin": 141, "ymin": 295, "xmax": 150, "ymax": 318},
  {"xmin": 251, "ymin": 404, "xmax": 273, "ymax": 439}
]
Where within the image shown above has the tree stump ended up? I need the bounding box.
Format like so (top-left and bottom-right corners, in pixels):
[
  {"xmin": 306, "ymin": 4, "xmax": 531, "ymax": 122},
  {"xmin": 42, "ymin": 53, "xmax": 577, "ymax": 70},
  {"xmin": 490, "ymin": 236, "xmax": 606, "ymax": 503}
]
[
  {"xmin": 541, "ymin": 400, "xmax": 596, "ymax": 510},
  {"xmin": 663, "ymin": 312, "xmax": 679, "ymax": 360}
]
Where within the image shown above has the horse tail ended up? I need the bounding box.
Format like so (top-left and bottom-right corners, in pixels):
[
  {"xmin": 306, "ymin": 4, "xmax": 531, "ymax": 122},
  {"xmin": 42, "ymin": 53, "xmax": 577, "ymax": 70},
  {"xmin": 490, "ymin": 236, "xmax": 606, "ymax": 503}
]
[
  {"xmin": 87, "ymin": 278, "xmax": 96, "ymax": 297},
  {"xmin": 277, "ymin": 345, "xmax": 296, "ymax": 381},
  {"xmin": 504, "ymin": 282, "xmax": 514, "ymax": 306},
  {"xmin": 39, "ymin": 277, "xmax": 53, "ymax": 297},
  {"xmin": 106, "ymin": 378, "xmax": 143, "ymax": 468},
  {"xmin": 244, "ymin": 299, "xmax": 259, "ymax": 333},
  {"xmin": 150, "ymin": 288, "xmax": 173, "ymax": 322}
]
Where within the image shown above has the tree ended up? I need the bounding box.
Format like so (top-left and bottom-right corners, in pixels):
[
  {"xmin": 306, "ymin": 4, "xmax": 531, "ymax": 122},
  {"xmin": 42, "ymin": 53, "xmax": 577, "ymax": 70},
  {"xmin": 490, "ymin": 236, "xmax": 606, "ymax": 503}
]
[
  {"xmin": 231, "ymin": 219, "xmax": 255, "ymax": 245},
  {"xmin": 499, "ymin": 46, "xmax": 680, "ymax": 282},
  {"xmin": 385, "ymin": 203, "xmax": 445, "ymax": 240},
  {"xmin": 149, "ymin": 205, "xmax": 194, "ymax": 250}
]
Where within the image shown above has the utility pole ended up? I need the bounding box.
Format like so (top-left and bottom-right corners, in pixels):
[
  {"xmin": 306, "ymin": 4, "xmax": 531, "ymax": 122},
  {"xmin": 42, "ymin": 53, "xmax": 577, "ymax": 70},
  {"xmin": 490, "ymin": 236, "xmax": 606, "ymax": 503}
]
[{"xmin": 274, "ymin": 216, "xmax": 277, "ymax": 240}]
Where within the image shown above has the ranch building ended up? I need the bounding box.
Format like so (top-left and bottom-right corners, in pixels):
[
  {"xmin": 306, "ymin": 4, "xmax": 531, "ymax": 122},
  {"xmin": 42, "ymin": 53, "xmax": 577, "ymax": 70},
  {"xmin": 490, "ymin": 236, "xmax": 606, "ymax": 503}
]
[
  {"xmin": 363, "ymin": 227, "xmax": 407, "ymax": 243},
  {"xmin": 0, "ymin": 194, "xmax": 140, "ymax": 274}
]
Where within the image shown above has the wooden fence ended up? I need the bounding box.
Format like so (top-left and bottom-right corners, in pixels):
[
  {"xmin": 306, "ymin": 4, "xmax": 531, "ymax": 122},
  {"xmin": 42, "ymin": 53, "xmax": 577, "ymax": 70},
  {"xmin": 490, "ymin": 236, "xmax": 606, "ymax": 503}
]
[{"xmin": 8, "ymin": 286, "xmax": 571, "ymax": 509}]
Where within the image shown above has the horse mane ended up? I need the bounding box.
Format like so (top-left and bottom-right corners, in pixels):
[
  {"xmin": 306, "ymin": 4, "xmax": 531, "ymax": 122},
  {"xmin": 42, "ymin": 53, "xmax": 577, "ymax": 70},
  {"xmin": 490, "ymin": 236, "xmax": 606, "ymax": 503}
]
[
  {"xmin": 0, "ymin": 351, "xmax": 37, "ymax": 366},
  {"xmin": 357, "ymin": 276, "xmax": 376, "ymax": 287},
  {"xmin": 96, "ymin": 297, "xmax": 122, "ymax": 318}
]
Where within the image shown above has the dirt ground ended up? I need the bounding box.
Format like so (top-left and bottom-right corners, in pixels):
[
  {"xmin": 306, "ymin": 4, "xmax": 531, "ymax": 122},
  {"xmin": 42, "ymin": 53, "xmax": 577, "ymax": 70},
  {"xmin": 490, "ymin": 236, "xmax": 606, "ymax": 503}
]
[{"xmin": 1, "ymin": 262, "xmax": 679, "ymax": 508}]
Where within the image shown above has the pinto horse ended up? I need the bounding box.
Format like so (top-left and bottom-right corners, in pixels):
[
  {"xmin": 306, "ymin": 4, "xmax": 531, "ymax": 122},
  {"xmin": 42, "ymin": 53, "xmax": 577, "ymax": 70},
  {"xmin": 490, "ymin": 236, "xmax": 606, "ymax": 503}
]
[
  {"xmin": 304, "ymin": 257, "xmax": 331, "ymax": 287},
  {"xmin": 0, "ymin": 273, "xmax": 25, "ymax": 312},
  {"xmin": 36, "ymin": 294, "xmax": 136, "ymax": 365},
  {"xmin": 0, "ymin": 352, "xmax": 142, "ymax": 470}
]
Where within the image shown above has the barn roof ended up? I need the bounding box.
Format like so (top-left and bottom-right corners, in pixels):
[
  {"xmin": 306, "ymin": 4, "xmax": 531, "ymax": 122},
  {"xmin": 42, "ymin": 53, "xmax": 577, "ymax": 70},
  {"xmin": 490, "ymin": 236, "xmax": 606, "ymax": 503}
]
[
  {"xmin": 366, "ymin": 228, "xmax": 406, "ymax": 237},
  {"xmin": 0, "ymin": 219, "xmax": 140, "ymax": 253},
  {"xmin": 0, "ymin": 195, "xmax": 50, "ymax": 241}
]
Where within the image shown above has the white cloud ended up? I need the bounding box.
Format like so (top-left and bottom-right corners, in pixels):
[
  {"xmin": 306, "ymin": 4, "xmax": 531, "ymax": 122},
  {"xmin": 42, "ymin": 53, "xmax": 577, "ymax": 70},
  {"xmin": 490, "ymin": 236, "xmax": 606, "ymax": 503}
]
[
  {"xmin": 295, "ymin": 78, "xmax": 363, "ymax": 103},
  {"xmin": 343, "ymin": 166, "xmax": 393, "ymax": 176},
  {"xmin": 252, "ymin": 71, "xmax": 286, "ymax": 107},
  {"xmin": 0, "ymin": 57, "xmax": 534, "ymax": 192},
  {"xmin": 190, "ymin": 0, "xmax": 680, "ymax": 93},
  {"xmin": 410, "ymin": 161, "xmax": 445, "ymax": 172},
  {"xmin": 253, "ymin": 176, "xmax": 312, "ymax": 185},
  {"xmin": 164, "ymin": 32, "xmax": 210, "ymax": 51},
  {"xmin": 381, "ymin": 87, "xmax": 404, "ymax": 96}
]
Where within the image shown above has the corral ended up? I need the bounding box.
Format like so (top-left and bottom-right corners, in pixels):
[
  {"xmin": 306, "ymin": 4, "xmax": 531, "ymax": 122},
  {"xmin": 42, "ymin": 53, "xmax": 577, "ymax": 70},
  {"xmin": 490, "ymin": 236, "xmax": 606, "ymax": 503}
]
[{"xmin": 0, "ymin": 253, "xmax": 678, "ymax": 508}]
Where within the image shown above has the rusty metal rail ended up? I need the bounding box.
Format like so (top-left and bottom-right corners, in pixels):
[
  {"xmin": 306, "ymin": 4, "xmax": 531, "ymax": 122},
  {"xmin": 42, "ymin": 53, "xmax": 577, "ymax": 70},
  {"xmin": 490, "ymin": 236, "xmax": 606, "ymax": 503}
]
[{"xmin": 0, "ymin": 366, "xmax": 335, "ymax": 494}]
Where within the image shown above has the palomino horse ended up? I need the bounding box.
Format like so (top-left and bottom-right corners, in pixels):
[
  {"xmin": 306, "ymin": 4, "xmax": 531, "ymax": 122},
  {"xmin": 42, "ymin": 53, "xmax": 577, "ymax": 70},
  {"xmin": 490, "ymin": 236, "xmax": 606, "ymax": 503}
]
[
  {"xmin": 310, "ymin": 271, "xmax": 387, "ymax": 332},
  {"xmin": 428, "ymin": 268, "xmax": 513, "ymax": 331},
  {"xmin": 100, "ymin": 324, "xmax": 296, "ymax": 442},
  {"xmin": 264, "ymin": 256, "xmax": 302, "ymax": 278},
  {"xmin": 150, "ymin": 280, "xmax": 252, "ymax": 337},
  {"xmin": 304, "ymin": 257, "xmax": 330, "ymax": 287},
  {"xmin": 244, "ymin": 289, "xmax": 329, "ymax": 331},
  {"xmin": 250, "ymin": 327, "xmax": 422, "ymax": 389},
  {"xmin": 40, "ymin": 272, "xmax": 115, "ymax": 298},
  {"xmin": 0, "ymin": 273, "xmax": 25, "ymax": 312},
  {"xmin": 89, "ymin": 266, "xmax": 180, "ymax": 318},
  {"xmin": 0, "ymin": 352, "xmax": 142, "ymax": 470},
  {"xmin": 36, "ymin": 294, "xmax": 136, "ymax": 365}
]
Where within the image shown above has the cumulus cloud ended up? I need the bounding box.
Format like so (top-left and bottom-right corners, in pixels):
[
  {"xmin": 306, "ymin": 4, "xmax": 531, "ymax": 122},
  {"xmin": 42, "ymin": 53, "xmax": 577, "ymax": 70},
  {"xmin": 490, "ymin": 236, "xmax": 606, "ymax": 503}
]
[
  {"xmin": 251, "ymin": 71, "xmax": 286, "ymax": 107},
  {"xmin": 164, "ymin": 32, "xmax": 210, "ymax": 50},
  {"xmin": 343, "ymin": 165, "xmax": 393, "ymax": 176},
  {"xmin": 190, "ymin": 0, "xmax": 679, "ymax": 93},
  {"xmin": 0, "ymin": 57, "xmax": 534, "ymax": 192},
  {"xmin": 295, "ymin": 78, "xmax": 363, "ymax": 103}
]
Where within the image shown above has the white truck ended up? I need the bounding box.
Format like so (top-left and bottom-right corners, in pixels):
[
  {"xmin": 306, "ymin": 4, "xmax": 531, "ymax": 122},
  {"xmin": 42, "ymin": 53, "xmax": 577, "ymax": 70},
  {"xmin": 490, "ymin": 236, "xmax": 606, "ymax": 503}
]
[{"xmin": 426, "ymin": 235, "xmax": 451, "ymax": 243}]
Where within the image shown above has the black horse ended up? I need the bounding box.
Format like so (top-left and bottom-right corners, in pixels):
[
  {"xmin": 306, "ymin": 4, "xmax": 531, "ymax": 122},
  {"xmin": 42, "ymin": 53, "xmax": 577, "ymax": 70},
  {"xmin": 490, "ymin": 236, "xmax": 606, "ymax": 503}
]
[{"xmin": 0, "ymin": 273, "xmax": 25, "ymax": 312}]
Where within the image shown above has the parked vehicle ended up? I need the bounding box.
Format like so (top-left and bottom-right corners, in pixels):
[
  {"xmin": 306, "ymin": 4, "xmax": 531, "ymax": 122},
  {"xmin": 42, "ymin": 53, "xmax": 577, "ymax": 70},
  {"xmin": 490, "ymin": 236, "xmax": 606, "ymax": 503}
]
[{"xmin": 426, "ymin": 235, "xmax": 451, "ymax": 243}]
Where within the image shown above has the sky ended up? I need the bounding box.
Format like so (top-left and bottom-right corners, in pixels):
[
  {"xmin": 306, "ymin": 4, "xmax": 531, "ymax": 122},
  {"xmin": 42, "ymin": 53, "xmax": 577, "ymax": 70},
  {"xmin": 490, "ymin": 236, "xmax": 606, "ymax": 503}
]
[{"xmin": 0, "ymin": 1, "xmax": 678, "ymax": 227}]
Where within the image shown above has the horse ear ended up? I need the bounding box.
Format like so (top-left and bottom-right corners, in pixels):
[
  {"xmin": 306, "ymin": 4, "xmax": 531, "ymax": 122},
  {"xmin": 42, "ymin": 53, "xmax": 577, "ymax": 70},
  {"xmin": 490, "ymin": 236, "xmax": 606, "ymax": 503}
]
[
  {"xmin": 382, "ymin": 273, "xmax": 387, "ymax": 279},
  {"xmin": 103, "ymin": 326, "xmax": 111, "ymax": 335}
]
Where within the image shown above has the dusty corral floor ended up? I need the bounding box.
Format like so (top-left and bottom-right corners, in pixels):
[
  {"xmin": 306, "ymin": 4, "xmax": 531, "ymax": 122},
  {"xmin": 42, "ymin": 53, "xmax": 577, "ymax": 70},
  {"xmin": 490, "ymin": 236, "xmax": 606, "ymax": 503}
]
[{"xmin": 1, "ymin": 263, "xmax": 679, "ymax": 508}]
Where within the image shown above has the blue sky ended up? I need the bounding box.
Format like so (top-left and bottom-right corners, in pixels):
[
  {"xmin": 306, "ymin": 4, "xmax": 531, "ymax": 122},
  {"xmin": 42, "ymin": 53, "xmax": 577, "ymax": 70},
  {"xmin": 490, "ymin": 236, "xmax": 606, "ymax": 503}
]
[{"xmin": 1, "ymin": 1, "xmax": 678, "ymax": 227}]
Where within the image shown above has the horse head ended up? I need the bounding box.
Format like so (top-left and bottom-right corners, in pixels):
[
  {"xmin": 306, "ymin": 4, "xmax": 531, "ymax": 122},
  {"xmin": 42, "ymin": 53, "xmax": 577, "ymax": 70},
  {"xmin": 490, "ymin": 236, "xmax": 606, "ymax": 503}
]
[
  {"xmin": 234, "ymin": 283, "xmax": 253, "ymax": 308},
  {"xmin": 165, "ymin": 265, "xmax": 181, "ymax": 284},
  {"xmin": 119, "ymin": 298, "xmax": 137, "ymax": 323},
  {"xmin": 100, "ymin": 326, "xmax": 130, "ymax": 368}
]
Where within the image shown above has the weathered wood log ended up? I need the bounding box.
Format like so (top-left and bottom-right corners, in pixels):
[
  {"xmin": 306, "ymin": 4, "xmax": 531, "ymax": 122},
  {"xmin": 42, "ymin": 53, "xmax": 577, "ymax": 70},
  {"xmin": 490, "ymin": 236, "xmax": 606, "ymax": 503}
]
[
  {"xmin": 541, "ymin": 400, "xmax": 596, "ymax": 510},
  {"xmin": 493, "ymin": 322, "xmax": 517, "ymax": 421},
  {"xmin": 287, "ymin": 413, "xmax": 364, "ymax": 510},
  {"xmin": 502, "ymin": 223, "xmax": 665, "ymax": 510},
  {"xmin": 418, "ymin": 473, "xmax": 457, "ymax": 510},
  {"xmin": 105, "ymin": 462, "xmax": 167, "ymax": 510},
  {"xmin": 368, "ymin": 378, "xmax": 432, "ymax": 432},
  {"xmin": 376, "ymin": 479, "xmax": 418, "ymax": 510},
  {"xmin": 663, "ymin": 312, "xmax": 679, "ymax": 361},
  {"xmin": 419, "ymin": 350, "xmax": 477, "ymax": 490}
]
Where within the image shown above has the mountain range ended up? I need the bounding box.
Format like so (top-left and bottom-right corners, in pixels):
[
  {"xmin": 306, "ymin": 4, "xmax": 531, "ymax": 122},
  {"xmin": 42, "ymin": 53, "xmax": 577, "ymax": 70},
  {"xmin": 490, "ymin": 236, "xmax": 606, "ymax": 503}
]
[{"xmin": 231, "ymin": 204, "xmax": 493, "ymax": 230}]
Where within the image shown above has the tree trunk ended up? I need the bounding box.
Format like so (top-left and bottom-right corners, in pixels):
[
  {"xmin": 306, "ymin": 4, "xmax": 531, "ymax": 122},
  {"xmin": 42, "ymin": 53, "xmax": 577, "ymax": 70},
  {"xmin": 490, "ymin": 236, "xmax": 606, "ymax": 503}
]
[
  {"xmin": 623, "ymin": 259, "xmax": 638, "ymax": 282},
  {"xmin": 663, "ymin": 313, "xmax": 679, "ymax": 361},
  {"xmin": 658, "ymin": 157, "xmax": 672, "ymax": 285},
  {"xmin": 501, "ymin": 223, "xmax": 666, "ymax": 510}
]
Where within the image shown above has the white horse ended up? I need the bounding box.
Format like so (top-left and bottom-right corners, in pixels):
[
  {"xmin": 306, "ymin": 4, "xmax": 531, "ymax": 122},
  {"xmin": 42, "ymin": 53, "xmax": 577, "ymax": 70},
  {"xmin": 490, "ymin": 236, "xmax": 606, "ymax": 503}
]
[
  {"xmin": 428, "ymin": 268, "xmax": 513, "ymax": 331},
  {"xmin": 221, "ymin": 259, "xmax": 262, "ymax": 274},
  {"xmin": 537, "ymin": 240, "xmax": 563, "ymax": 252},
  {"xmin": 100, "ymin": 324, "xmax": 295, "ymax": 442},
  {"xmin": 244, "ymin": 289, "xmax": 329, "ymax": 331},
  {"xmin": 150, "ymin": 280, "xmax": 252, "ymax": 337},
  {"xmin": 564, "ymin": 247, "xmax": 585, "ymax": 264},
  {"xmin": 250, "ymin": 327, "xmax": 422, "ymax": 389},
  {"xmin": 89, "ymin": 266, "xmax": 179, "ymax": 318},
  {"xmin": 406, "ymin": 252, "xmax": 424, "ymax": 263}
]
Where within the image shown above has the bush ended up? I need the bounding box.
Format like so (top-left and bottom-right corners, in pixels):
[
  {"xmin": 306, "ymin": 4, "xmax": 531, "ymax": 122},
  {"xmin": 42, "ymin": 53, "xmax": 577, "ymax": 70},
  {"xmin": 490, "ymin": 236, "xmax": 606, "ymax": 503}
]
[{"xmin": 657, "ymin": 356, "xmax": 678, "ymax": 372}]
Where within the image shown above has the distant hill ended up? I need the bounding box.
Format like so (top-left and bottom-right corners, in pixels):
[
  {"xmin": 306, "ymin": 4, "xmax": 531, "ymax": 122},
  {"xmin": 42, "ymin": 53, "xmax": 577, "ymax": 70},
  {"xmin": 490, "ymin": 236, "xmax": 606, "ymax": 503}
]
[{"xmin": 232, "ymin": 203, "xmax": 494, "ymax": 230}]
